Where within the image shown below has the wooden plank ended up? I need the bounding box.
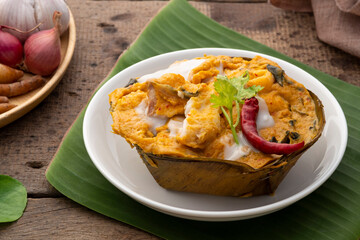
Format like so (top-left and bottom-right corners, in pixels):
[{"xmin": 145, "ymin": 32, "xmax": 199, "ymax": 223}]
[{"xmin": 0, "ymin": 198, "xmax": 159, "ymax": 240}]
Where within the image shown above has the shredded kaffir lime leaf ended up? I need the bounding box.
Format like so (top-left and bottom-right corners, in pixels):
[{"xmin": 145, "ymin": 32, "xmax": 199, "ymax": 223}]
[{"xmin": 210, "ymin": 72, "xmax": 263, "ymax": 144}]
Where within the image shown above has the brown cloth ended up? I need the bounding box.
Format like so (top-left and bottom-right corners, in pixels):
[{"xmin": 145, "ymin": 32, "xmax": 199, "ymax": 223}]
[{"xmin": 270, "ymin": 0, "xmax": 360, "ymax": 58}]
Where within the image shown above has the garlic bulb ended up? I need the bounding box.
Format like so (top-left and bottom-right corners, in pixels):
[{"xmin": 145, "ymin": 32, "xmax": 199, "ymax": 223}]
[
  {"xmin": 0, "ymin": 0, "xmax": 37, "ymax": 42},
  {"xmin": 35, "ymin": 0, "xmax": 70, "ymax": 35},
  {"xmin": 0, "ymin": 0, "xmax": 69, "ymax": 42}
]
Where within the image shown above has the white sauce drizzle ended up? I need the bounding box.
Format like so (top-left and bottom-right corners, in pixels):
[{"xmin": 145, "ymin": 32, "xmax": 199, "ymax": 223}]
[
  {"xmin": 223, "ymin": 132, "xmax": 258, "ymax": 161},
  {"xmin": 178, "ymin": 98, "xmax": 193, "ymax": 138},
  {"xmin": 177, "ymin": 91, "xmax": 185, "ymax": 99},
  {"xmin": 184, "ymin": 98, "xmax": 193, "ymax": 116},
  {"xmin": 222, "ymin": 96, "xmax": 274, "ymax": 160},
  {"xmin": 167, "ymin": 117, "xmax": 185, "ymax": 137},
  {"xmin": 137, "ymin": 59, "xmax": 206, "ymax": 83},
  {"xmin": 256, "ymin": 96, "xmax": 275, "ymax": 130},
  {"xmin": 216, "ymin": 60, "xmax": 224, "ymax": 75},
  {"xmin": 134, "ymin": 100, "xmax": 167, "ymax": 135},
  {"xmin": 179, "ymin": 119, "xmax": 188, "ymax": 138}
]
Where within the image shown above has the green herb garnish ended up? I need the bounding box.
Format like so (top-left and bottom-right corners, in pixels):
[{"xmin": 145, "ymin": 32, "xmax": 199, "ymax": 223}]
[{"xmin": 210, "ymin": 71, "xmax": 263, "ymax": 144}]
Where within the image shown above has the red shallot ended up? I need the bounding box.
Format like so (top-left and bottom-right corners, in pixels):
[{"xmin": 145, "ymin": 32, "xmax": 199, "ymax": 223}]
[
  {"xmin": 0, "ymin": 27, "xmax": 23, "ymax": 67},
  {"xmin": 241, "ymin": 97, "xmax": 304, "ymax": 155},
  {"xmin": 24, "ymin": 11, "xmax": 62, "ymax": 76}
]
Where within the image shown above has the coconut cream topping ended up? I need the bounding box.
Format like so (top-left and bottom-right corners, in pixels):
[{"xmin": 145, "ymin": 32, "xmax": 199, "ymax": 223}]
[
  {"xmin": 167, "ymin": 117, "xmax": 185, "ymax": 137},
  {"xmin": 223, "ymin": 131, "xmax": 258, "ymax": 161},
  {"xmin": 137, "ymin": 59, "xmax": 206, "ymax": 83},
  {"xmin": 134, "ymin": 100, "xmax": 167, "ymax": 135},
  {"xmin": 256, "ymin": 96, "xmax": 275, "ymax": 130},
  {"xmin": 178, "ymin": 98, "xmax": 193, "ymax": 138},
  {"xmin": 216, "ymin": 60, "xmax": 224, "ymax": 76},
  {"xmin": 223, "ymin": 96, "xmax": 274, "ymax": 160}
]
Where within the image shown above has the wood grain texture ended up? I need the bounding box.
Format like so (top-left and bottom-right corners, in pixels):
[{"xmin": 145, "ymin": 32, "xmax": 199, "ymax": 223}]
[
  {"xmin": 1, "ymin": 0, "xmax": 359, "ymax": 239},
  {"xmin": 0, "ymin": 198, "xmax": 159, "ymax": 240}
]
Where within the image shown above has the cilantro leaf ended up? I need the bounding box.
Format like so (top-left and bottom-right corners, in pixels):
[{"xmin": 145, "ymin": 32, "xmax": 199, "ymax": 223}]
[
  {"xmin": 232, "ymin": 71, "xmax": 264, "ymax": 103},
  {"xmin": 210, "ymin": 72, "xmax": 263, "ymax": 144},
  {"xmin": 210, "ymin": 77, "xmax": 237, "ymax": 110},
  {"xmin": 239, "ymin": 85, "xmax": 264, "ymax": 100},
  {"xmin": 228, "ymin": 73, "xmax": 248, "ymax": 93}
]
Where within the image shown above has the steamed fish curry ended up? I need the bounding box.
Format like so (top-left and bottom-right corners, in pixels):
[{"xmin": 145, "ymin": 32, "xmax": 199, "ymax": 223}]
[{"xmin": 109, "ymin": 55, "xmax": 320, "ymax": 169}]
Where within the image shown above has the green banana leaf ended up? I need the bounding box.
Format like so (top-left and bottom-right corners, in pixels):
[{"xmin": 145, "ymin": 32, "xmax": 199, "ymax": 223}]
[{"xmin": 46, "ymin": 0, "xmax": 360, "ymax": 239}]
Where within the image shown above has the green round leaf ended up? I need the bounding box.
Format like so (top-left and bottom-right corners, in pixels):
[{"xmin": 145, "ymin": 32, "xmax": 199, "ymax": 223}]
[{"xmin": 0, "ymin": 175, "xmax": 27, "ymax": 222}]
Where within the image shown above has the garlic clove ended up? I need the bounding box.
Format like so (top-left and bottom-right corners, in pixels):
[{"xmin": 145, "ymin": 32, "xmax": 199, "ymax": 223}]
[
  {"xmin": 0, "ymin": 0, "xmax": 39, "ymax": 42},
  {"xmin": 0, "ymin": 0, "xmax": 70, "ymax": 42},
  {"xmin": 35, "ymin": 0, "xmax": 70, "ymax": 36}
]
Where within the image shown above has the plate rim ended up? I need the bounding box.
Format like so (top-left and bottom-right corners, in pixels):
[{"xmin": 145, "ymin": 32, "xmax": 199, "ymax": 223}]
[{"xmin": 83, "ymin": 48, "xmax": 348, "ymax": 221}]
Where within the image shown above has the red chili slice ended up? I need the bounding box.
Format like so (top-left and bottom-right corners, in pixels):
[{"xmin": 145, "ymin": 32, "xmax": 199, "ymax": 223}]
[{"xmin": 241, "ymin": 97, "xmax": 304, "ymax": 155}]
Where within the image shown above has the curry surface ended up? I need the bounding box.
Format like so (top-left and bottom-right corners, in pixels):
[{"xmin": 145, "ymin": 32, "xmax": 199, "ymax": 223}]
[{"xmin": 109, "ymin": 55, "xmax": 319, "ymax": 169}]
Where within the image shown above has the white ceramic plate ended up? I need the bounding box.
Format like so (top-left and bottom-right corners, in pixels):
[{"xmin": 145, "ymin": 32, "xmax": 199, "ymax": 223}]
[{"xmin": 83, "ymin": 48, "xmax": 347, "ymax": 221}]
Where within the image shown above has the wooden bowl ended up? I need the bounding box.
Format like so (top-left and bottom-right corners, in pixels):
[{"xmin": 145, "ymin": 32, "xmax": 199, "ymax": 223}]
[{"xmin": 0, "ymin": 10, "xmax": 76, "ymax": 128}]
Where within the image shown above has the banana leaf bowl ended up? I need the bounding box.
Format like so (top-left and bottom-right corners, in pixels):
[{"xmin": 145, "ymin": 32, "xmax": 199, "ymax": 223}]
[{"xmin": 136, "ymin": 90, "xmax": 325, "ymax": 197}]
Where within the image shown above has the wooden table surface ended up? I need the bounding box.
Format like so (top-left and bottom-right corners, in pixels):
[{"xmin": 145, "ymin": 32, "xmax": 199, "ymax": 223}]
[{"xmin": 1, "ymin": 0, "xmax": 359, "ymax": 239}]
